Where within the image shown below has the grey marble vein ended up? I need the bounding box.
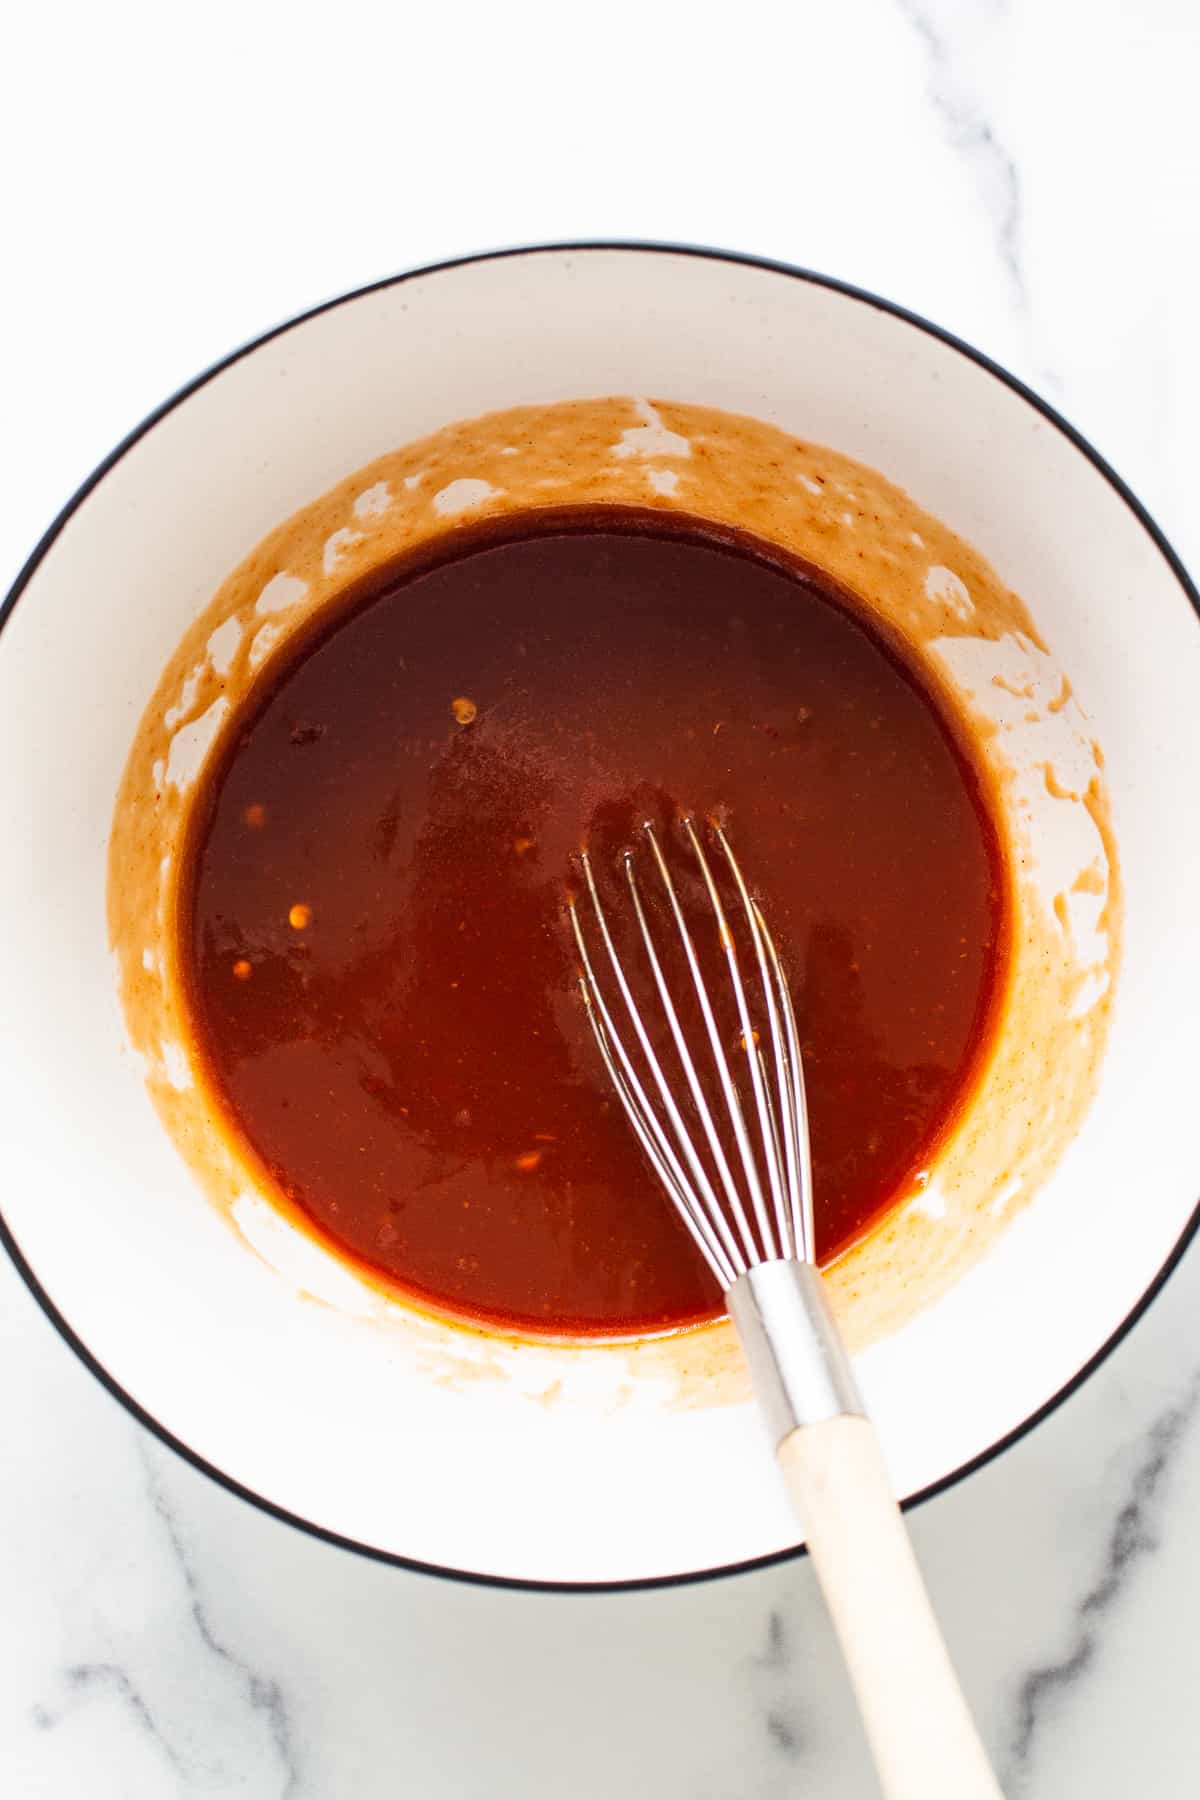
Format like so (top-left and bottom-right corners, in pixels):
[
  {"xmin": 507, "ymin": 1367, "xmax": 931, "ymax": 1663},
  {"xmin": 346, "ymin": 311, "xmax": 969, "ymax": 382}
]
[
  {"xmin": 897, "ymin": 0, "xmax": 1026, "ymax": 302},
  {"xmin": 1006, "ymin": 1371, "xmax": 1200, "ymax": 1790},
  {"xmin": 139, "ymin": 1441, "xmax": 302, "ymax": 1797},
  {"xmin": 750, "ymin": 1608, "xmax": 807, "ymax": 1764},
  {"xmin": 32, "ymin": 1661, "xmax": 186, "ymax": 1776}
]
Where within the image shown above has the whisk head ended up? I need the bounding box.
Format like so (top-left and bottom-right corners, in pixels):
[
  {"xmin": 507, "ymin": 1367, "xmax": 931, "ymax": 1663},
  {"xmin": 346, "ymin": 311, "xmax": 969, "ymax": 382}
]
[{"xmin": 569, "ymin": 817, "xmax": 815, "ymax": 1292}]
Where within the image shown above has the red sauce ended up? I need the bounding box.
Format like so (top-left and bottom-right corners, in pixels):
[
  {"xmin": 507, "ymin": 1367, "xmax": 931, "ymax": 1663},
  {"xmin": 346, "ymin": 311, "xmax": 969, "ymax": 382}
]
[{"xmin": 181, "ymin": 508, "xmax": 1008, "ymax": 1336}]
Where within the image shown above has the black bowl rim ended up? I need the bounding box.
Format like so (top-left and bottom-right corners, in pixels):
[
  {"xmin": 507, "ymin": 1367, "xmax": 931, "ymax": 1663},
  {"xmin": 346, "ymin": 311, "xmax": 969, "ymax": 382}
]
[{"xmin": 3, "ymin": 238, "xmax": 1198, "ymax": 1594}]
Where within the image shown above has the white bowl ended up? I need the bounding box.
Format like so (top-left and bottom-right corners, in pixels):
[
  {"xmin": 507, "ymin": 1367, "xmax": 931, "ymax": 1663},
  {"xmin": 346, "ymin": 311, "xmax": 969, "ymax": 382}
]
[{"xmin": 2, "ymin": 244, "xmax": 1198, "ymax": 1588}]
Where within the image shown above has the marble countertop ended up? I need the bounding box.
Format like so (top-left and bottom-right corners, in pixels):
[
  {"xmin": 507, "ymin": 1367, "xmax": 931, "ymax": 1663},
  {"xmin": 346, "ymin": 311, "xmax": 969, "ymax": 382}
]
[{"xmin": 3, "ymin": 1, "xmax": 1198, "ymax": 1793}]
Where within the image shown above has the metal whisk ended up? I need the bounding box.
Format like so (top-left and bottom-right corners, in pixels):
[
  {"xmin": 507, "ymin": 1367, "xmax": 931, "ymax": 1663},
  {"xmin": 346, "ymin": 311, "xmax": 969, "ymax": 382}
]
[{"xmin": 570, "ymin": 818, "xmax": 1003, "ymax": 1800}]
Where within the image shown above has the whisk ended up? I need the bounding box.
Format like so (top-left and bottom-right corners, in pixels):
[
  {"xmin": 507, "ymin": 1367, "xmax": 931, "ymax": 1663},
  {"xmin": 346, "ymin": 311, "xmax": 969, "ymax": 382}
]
[{"xmin": 570, "ymin": 818, "xmax": 1003, "ymax": 1800}]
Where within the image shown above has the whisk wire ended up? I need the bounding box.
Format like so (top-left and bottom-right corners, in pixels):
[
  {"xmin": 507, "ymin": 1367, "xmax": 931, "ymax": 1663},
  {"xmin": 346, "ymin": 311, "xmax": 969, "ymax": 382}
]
[
  {"xmin": 705, "ymin": 821, "xmax": 813, "ymax": 1260},
  {"xmin": 581, "ymin": 994, "xmax": 736, "ymax": 1290},
  {"xmin": 622, "ymin": 839, "xmax": 758, "ymax": 1273},
  {"xmin": 578, "ymin": 850, "xmax": 745, "ymax": 1274},
  {"xmin": 637, "ymin": 822, "xmax": 773, "ymax": 1266},
  {"xmin": 753, "ymin": 903, "xmax": 816, "ymax": 1261},
  {"xmin": 573, "ymin": 817, "xmax": 811, "ymax": 1283},
  {"xmin": 686, "ymin": 818, "xmax": 795, "ymax": 1263},
  {"xmin": 569, "ymin": 867, "xmax": 741, "ymax": 1287}
]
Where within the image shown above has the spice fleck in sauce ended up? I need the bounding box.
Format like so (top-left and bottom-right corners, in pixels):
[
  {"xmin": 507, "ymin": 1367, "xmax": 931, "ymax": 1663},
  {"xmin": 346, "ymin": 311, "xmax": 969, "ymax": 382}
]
[{"xmin": 182, "ymin": 508, "xmax": 1008, "ymax": 1337}]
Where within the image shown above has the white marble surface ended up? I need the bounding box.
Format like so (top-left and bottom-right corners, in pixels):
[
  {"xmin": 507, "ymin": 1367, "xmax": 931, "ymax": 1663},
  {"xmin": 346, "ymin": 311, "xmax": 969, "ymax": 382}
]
[{"xmin": 3, "ymin": 1, "xmax": 1199, "ymax": 1793}]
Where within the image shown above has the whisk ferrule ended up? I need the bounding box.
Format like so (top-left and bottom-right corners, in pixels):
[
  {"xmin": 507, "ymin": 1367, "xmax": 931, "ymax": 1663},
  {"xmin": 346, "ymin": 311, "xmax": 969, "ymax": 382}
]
[{"xmin": 728, "ymin": 1260, "xmax": 863, "ymax": 1446}]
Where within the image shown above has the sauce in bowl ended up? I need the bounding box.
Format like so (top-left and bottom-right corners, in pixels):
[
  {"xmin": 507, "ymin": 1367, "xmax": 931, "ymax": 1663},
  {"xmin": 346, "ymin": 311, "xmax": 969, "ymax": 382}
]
[{"xmin": 181, "ymin": 507, "xmax": 1008, "ymax": 1337}]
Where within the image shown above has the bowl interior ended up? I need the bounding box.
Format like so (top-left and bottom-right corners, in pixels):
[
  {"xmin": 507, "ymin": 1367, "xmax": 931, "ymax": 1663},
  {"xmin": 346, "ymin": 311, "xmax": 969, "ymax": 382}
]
[{"xmin": 2, "ymin": 246, "xmax": 1198, "ymax": 1584}]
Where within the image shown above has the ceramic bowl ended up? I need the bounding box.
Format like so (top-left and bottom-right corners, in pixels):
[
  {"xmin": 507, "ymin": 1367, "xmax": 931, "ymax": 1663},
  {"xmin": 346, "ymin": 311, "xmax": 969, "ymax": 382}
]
[{"xmin": 2, "ymin": 244, "xmax": 1198, "ymax": 1587}]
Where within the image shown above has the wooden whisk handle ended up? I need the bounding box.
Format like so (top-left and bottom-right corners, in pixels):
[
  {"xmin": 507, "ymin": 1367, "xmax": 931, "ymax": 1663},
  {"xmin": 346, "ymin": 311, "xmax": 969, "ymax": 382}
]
[{"xmin": 778, "ymin": 1414, "xmax": 1004, "ymax": 1800}]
